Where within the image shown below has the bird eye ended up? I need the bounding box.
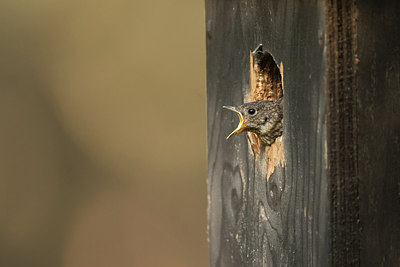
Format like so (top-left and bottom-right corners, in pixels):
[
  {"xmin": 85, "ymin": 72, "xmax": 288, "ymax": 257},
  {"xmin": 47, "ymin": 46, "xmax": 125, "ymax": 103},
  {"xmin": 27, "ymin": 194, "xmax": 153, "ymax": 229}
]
[{"xmin": 248, "ymin": 108, "xmax": 256, "ymax": 115}]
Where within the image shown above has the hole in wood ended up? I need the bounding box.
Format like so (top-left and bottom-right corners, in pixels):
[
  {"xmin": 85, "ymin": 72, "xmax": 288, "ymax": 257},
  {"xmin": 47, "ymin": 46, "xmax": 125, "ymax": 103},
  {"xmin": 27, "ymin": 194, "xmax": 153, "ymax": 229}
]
[
  {"xmin": 223, "ymin": 45, "xmax": 283, "ymax": 149},
  {"xmin": 250, "ymin": 44, "xmax": 283, "ymax": 102},
  {"xmin": 248, "ymin": 44, "xmax": 284, "ymax": 180}
]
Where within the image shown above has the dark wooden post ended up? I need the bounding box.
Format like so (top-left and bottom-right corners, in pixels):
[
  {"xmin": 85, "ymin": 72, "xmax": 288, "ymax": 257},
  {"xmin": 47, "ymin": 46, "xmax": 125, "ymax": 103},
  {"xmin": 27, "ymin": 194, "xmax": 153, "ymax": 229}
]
[{"xmin": 205, "ymin": 1, "xmax": 400, "ymax": 266}]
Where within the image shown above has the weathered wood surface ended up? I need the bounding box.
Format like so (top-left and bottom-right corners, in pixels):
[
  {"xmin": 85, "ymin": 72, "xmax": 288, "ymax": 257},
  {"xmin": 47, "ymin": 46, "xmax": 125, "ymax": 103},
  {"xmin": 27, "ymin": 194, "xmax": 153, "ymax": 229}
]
[
  {"xmin": 206, "ymin": 0, "xmax": 400, "ymax": 266},
  {"xmin": 356, "ymin": 1, "xmax": 400, "ymax": 265},
  {"xmin": 326, "ymin": 1, "xmax": 360, "ymax": 265},
  {"xmin": 206, "ymin": 1, "xmax": 329, "ymax": 266},
  {"xmin": 327, "ymin": 1, "xmax": 400, "ymax": 265}
]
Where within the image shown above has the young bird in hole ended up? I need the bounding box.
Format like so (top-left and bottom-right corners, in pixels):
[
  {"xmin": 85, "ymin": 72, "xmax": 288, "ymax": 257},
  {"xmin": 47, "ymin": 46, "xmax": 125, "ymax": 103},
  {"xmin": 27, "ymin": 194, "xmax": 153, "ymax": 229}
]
[{"xmin": 223, "ymin": 99, "xmax": 283, "ymax": 146}]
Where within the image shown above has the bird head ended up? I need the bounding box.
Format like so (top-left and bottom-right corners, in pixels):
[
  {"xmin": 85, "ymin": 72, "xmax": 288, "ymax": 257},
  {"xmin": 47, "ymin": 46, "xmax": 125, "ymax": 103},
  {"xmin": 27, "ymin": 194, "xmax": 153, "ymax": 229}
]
[{"xmin": 223, "ymin": 99, "xmax": 283, "ymax": 146}]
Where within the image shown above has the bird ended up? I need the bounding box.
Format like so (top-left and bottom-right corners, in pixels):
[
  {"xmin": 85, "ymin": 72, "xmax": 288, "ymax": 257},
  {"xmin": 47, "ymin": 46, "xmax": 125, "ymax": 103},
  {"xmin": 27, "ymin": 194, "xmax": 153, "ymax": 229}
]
[{"xmin": 223, "ymin": 99, "xmax": 283, "ymax": 146}]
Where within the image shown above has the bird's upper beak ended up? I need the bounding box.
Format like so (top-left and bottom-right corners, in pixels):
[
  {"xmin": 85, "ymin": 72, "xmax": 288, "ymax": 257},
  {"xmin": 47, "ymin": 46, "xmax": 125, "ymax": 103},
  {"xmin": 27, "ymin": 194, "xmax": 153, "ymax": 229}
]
[{"xmin": 223, "ymin": 106, "xmax": 246, "ymax": 139}]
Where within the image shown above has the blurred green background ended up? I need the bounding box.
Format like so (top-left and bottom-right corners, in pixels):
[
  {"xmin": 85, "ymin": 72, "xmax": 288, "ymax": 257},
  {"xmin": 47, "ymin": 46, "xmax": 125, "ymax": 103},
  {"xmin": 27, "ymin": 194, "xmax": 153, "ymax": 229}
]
[{"xmin": 0, "ymin": 0, "xmax": 207, "ymax": 266}]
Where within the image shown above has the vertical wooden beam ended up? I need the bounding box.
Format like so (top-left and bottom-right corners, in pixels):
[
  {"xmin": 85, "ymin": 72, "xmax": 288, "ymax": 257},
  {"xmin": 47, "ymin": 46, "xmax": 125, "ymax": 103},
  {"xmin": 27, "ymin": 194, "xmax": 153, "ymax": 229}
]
[
  {"xmin": 206, "ymin": 0, "xmax": 400, "ymax": 266},
  {"xmin": 206, "ymin": 0, "xmax": 329, "ymax": 266},
  {"xmin": 355, "ymin": 1, "xmax": 400, "ymax": 265}
]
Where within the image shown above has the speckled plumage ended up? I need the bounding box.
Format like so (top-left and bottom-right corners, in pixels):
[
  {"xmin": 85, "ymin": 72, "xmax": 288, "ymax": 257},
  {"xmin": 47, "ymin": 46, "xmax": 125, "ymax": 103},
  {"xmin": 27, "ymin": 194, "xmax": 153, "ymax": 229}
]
[{"xmin": 224, "ymin": 99, "xmax": 283, "ymax": 146}]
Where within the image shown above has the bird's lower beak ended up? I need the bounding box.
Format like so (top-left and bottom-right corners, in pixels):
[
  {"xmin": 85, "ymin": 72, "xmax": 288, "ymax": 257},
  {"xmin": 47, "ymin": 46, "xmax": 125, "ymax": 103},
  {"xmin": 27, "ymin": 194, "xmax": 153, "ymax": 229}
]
[{"xmin": 223, "ymin": 106, "xmax": 246, "ymax": 139}]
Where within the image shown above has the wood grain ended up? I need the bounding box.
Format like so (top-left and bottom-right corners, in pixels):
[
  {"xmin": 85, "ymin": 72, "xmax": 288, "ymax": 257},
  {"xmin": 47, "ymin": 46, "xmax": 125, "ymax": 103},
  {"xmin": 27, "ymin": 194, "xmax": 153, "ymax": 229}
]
[
  {"xmin": 326, "ymin": 1, "xmax": 360, "ymax": 265},
  {"xmin": 206, "ymin": 0, "xmax": 329, "ymax": 266},
  {"xmin": 206, "ymin": 1, "xmax": 400, "ymax": 266}
]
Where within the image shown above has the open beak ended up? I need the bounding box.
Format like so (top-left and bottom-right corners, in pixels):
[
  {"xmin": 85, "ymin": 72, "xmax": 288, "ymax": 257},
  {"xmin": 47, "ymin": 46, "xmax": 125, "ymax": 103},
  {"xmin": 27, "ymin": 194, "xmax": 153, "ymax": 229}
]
[{"xmin": 223, "ymin": 106, "xmax": 246, "ymax": 139}]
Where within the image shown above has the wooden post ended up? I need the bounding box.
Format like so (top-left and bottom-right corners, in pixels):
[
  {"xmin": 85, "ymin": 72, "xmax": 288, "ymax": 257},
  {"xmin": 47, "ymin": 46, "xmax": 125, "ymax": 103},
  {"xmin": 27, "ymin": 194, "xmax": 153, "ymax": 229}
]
[{"xmin": 206, "ymin": 0, "xmax": 400, "ymax": 266}]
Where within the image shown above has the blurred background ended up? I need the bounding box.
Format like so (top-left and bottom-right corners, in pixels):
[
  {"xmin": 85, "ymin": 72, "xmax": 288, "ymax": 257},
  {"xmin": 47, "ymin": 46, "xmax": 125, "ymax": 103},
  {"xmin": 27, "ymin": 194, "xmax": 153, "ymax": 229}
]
[{"xmin": 0, "ymin": 0, "xmax": 207, "ymax": 266}]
